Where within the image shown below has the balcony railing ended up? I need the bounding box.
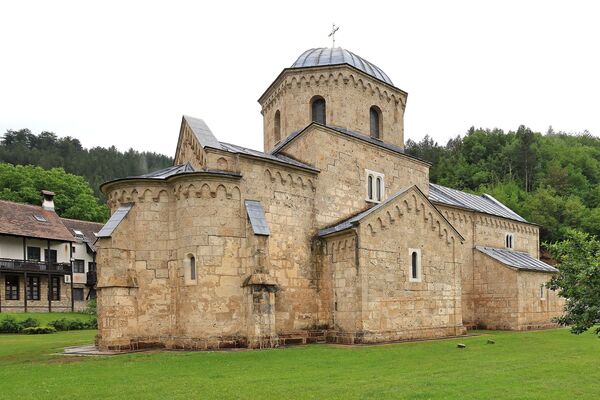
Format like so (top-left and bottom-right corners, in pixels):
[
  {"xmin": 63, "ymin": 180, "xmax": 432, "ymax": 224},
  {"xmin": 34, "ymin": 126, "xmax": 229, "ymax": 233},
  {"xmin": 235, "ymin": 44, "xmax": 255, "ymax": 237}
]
[
  {"xmin": 86, "ymin": 270, "xmax": 97, "ymax": 286},
  {"xmin": 0, "ymin": 258, "xmax": 71, "ymax": 274}
]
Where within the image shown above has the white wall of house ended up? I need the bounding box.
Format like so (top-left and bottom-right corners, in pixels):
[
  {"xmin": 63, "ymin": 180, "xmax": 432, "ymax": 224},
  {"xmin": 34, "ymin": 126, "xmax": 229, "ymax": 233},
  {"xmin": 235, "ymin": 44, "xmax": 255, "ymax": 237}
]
[
  {"xmin": 0, "ymin": 235, "xmax": 71, "ymax": 263},
  {"xmin": 71, "ymin": 241, "xmax": 95, "ymax": 284},
  {"xmin": 0, "ymin": 235, "xmax": 23, "ymax": 259}
]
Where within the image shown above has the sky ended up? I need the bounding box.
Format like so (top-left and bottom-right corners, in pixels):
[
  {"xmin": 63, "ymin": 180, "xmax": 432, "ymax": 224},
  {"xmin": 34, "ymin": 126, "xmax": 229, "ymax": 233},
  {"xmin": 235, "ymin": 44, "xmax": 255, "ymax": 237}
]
[{"xmin": 1, "ymin": 0, "xmax": 599, "ymax": 156}]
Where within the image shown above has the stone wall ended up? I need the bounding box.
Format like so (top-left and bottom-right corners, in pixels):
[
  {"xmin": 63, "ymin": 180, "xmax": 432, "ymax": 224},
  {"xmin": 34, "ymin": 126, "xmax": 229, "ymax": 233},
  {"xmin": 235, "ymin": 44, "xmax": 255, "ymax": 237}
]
[
  {"xmin": 435, "ymin": 203, "xmax": 542, "ymax": 328},
  {"xmin": 278, "ymin": 125, "xmax": 430, "ymax": 227},
  {"xmin": 472, "ymin": 252, "xmax": 564, "ymax": 330},
  {"xmin": 0, "ymin": 273, "xmax": 73, "ymax": 312},
  {"xmin": 259, "ymin": 65, "xmax": 407, "ymax": 152},
  {"xmin": 355, "ymin": 189, "xmax": 464, "ymax": 342},
  {"xmin": 517, "ymin": 271, "xmax": 564, "ymax": 329}
]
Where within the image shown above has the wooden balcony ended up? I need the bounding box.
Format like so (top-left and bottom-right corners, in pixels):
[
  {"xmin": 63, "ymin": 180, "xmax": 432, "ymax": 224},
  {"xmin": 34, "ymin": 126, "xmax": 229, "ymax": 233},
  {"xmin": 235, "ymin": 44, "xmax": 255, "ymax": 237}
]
[{"xmin": 0, "ymin": 258, "xmax": 71, "ymax": 274}]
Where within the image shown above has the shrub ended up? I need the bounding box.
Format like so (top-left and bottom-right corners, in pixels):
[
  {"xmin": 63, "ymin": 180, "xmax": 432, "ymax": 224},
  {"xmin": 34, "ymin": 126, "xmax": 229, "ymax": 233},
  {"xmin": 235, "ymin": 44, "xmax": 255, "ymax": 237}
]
[
  {"xmin": 49, "ymin": 317, "xmax": 97, "ymax": 331},
  {"xmin": 19, "ymin": 317, "xmax": 40, "ymax": 329},
  {"xmin": 84, "ymin": 298, "xmax": 97, "ymax": 315},
  {"xmin": 0, "ymin": 317, "xmax": 22, "ymax": 333},
  {"xmin": 85, "ymin": 317, "xmax": 98, "ymax": 329},
  {"xmin": 22, "ymin": 326, "xmax": 56, "ymax": 334}
]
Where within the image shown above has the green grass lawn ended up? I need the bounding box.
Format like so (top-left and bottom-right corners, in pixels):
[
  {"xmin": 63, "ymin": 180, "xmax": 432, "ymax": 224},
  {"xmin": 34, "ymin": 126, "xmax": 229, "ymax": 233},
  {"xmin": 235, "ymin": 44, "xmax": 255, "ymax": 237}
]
[
  {"xmin": 0, "ymin": 328, "xmax": 598, "ymax": 399},
  {"xmin": 0, "ymin": 312, "xmax": 94, "ymax": 326}
]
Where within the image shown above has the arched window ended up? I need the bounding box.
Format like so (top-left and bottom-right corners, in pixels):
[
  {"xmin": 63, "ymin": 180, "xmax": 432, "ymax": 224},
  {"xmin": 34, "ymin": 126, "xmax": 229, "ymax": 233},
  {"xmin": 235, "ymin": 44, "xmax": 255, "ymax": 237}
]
[
  {"xmin": 505, "ymin": 233, "xmax": 514, "ymax": 249},
  {"xmin": 311, "ymin": 96, "xmax": 326, "ymax": 125},
  {"xmin": 274, "ymin": 110, "xmax": 281, "ymax": 143},
  {"xmin": 411, "ymin": 251, "xmax": 418, "ymax": 280},
  {"xmin": 365, "ymin": 169, "xmax": 384, "ymax": 203},
  {"xmin": 190, "ymin": 256, "xmax": 196, "ymax": 280},
  {"xmin": 370, "ymin": 106, "xmax": 382, "ymax": 139},
  {"xmin": 409, "ymin": 248, "xmax": 421, "ymax": 282}
]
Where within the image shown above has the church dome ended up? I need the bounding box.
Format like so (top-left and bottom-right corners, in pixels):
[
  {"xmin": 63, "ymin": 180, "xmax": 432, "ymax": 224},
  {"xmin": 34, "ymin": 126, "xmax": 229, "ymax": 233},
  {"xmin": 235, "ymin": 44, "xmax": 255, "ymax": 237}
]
[{"xmin": 291, "ymin": 47, "xmax": 393, "ymax": 86}]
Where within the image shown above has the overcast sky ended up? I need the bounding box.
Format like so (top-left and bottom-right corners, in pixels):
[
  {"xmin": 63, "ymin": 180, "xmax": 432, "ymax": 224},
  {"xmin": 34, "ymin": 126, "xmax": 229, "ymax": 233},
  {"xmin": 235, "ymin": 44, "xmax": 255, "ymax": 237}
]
[{"xmin": 1, "ymin": 1, "xmax": 599, "ymax": 156}]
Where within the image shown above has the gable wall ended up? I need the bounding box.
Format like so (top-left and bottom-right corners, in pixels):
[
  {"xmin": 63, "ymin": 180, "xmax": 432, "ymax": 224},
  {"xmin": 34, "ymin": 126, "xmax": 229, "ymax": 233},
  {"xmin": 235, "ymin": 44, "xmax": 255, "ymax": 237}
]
[
  {"xmin": 355, "ymin": 191, "xmax": 464, "ymax": 342},
  {"xmin": 279, "ymin": 126, "xmax": 430, "ymax": 228},
  {"xmin": 174, "ymin": 123, "xmax": 208, "ymax": 169}
]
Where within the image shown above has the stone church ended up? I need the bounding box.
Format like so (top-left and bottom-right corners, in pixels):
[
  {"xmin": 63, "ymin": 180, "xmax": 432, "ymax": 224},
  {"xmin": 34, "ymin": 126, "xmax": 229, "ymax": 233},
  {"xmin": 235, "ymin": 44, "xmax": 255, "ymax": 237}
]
[{"xmin": 96, "ymin": 47, "xmax": 564, "ymax": 350}]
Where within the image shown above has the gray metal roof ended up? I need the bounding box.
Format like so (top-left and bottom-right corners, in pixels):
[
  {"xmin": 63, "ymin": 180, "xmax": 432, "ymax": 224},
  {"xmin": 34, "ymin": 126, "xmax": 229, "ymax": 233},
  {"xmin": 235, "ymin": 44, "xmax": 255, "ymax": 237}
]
[
  {"xmin": 429, "ymin": 183, "xmax": 527, "ymax": 223},
  {"xmin": 97, "ymin": 203, "xmax": 133, "ymax": 238},
  {"xmin": 476, "ymin": 246, "xmax": 558, "ymax": 273},
  {"xmin": 219, "ymin": 142, "xmax": 319, "ymax": 172},
  {"xmin": 137, "ymin": 163, "xmax": 196, "ymax": 179},
  {"xmin": 245, "ymin": 200, "xmax": 270, "ymax": 236},
  {"xmin": 318, "ymin": 187, "xmax": 412, "ymax": 237},
  {"xmin": 292, "ymin": 48, "xmax": 393, "ymax": 86},
  {"xmin": 183, "ymin": 115, "xmax": 222, "ymax": 150}
]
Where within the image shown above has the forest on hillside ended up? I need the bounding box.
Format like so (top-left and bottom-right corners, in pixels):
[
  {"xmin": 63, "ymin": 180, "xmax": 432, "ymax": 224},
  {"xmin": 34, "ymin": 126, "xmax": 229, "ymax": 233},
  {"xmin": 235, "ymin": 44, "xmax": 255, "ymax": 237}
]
[
  {"xmin": 405, "ymin": 125, "xmax": 600, "ymax": 242},
  {"xmin": 1, "ymin": 126, "xmax": 599, "ymax": 241},
  {"xmin": 0, "ymin": 129, "xmax": 173, "ymax": 198}
]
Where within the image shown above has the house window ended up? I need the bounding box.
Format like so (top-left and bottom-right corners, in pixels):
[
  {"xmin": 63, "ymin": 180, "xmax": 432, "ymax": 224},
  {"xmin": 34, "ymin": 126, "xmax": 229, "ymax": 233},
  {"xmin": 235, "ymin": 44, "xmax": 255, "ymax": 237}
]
[
  {"xmin": 505, "ymin": 233, "xmax": 514, "ymax": 249},
  {"xmin": 5, "ymin": 275, "xmax": 19, "ymax": 300},
  {"xmin": 370, "ymin": 106, "xmax": 382, "ymax": 139},
  {"xmin": 274, "ymin": 110, "xmax": 281, "ymax": 143},
  {"xmin": 27, "ymin": 246, "xmax": 41, "ymax": 261},
  {"xmin": 73, "ymin": 288, "xmax": 84, "ymax": 301},
  {"xmin": 311, "ymin": 96, "xmax": 326, "ymax": 125},
  {"xmin": 44, "ymin": 249, "xmax": 57, "ymax": 263},
  {"xmin": 50, "ymin": 276, "xmax": 60, "ymax": 300},
  {"xmin": 72, "ymin": 246, "xmax": 76, "ymax": 253},
  {"xmin": 365, "ymin": 169, "xmax": 385, "ymax": 203},
  {"xmin": 73, "ymin": 259, "xmax": 85, "ymax": 273},
  {"xmin": 88, "ymin": 262, "xmax": 96, "ymax": 272},
  {"xmin": 409, "ymin": 249, "xmax": 422, "ymax": 282},
  {"xmin": 27, "ymin": 276, "xmax": 40, "ymax": 300}
]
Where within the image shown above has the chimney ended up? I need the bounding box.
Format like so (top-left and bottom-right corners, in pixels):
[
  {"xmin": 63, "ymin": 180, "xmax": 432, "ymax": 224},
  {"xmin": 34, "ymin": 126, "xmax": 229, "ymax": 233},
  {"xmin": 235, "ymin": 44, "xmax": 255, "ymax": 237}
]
[{"xmin": 41, "ymin": 190, "xmax": 55, "ymax": 211}]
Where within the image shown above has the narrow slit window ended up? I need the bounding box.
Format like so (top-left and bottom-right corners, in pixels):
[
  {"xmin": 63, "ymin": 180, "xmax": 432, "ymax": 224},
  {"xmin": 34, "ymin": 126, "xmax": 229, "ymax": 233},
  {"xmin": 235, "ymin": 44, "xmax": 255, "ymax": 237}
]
[
  {"xmin": 190, "ymin": 256, "xmax": 196, "ymax": 281},
  {"xmin": 376, "ymin": 177, "xmax": 382, "ymax": 202},
  {"xmin": 274, "ymin": 110, "xmax": 281, "ymax": 143},
  {"xmin": 409, "ymin": 249, "xmax": 422, "ymax": 282},
  {"xmin": 411, "ymin": 252, "xmax": 418, "ymax": 279},
  {"xmin": 368, "ymin": 175, "xmax": 373, "ymax": 200}
]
